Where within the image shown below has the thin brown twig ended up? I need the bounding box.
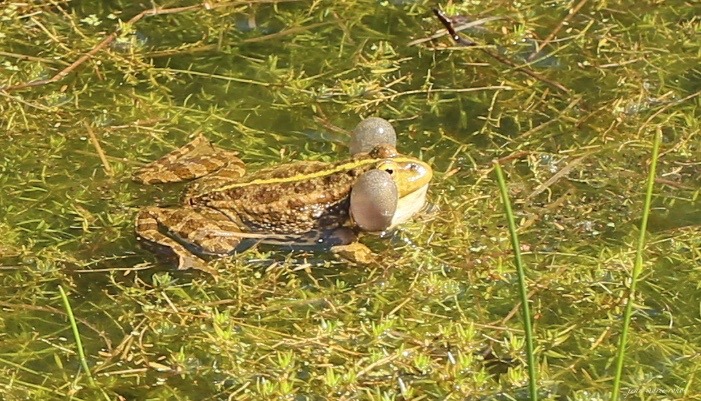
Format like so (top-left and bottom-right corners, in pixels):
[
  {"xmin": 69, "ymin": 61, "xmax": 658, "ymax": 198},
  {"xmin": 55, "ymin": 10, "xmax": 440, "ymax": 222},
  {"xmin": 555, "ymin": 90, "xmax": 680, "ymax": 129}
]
[
  {"xmin": 479, "ymin": 47, "xmax": 571, "ymax": 93},
  {"xmin": 408, "ymin": 14, "xmax": 504, "ymax": 46},
  {"xmin": 0, "ymin": 90, "xmax": 54, "ymax": 111},
  {"xmin": 429, "ymin": 8, "xmax": 571, "ymax": 94},
  {"xmin": 144, "ymin": 44, "xmax": 220, "ymax": 58},
  {"xmin": 525, "ymin": 153, "xmax": 590, "ymax": 201},
  {"xmin": 528, "ymin": 0, "xmax": 589, "ymax": 61},
  {"xmin": 653, "ymin": 177, "xmax": 692, "ymax": 190},
  {"xmin": 0, "ymin": 51, "xmax": 71, "ymax": 66},
  {"xmin": 85, "ymin": 123, "xmax": 114, "ymax": 176},
  {"xmin": 597, "ymin": 58, "xmax": 644, "ymax": 68},
  {"xmin": 494, "ymin": 150, "xmax": 531, "ymax": 164},
  {"xmin": 431, "ymin": 8, "xmax": 477, "ymax": 46},
  {"xmin": 241, "ymin": 21, "xmax": 333, "ymax": 43}
]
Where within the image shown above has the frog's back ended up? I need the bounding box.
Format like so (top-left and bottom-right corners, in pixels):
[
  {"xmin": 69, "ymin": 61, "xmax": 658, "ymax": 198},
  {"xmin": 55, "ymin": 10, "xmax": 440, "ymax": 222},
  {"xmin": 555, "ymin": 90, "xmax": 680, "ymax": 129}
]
[{"xmin": 193, "ymin": 160, "xmax": 371, "ymax": 233}]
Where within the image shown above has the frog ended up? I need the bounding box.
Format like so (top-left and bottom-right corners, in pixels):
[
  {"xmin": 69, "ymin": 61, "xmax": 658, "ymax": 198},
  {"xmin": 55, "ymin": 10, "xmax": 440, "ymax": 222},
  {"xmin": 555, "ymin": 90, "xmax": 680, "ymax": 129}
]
[{"xmin": 133, "ymin": 117, "xmax": 432, "ymax": 274}]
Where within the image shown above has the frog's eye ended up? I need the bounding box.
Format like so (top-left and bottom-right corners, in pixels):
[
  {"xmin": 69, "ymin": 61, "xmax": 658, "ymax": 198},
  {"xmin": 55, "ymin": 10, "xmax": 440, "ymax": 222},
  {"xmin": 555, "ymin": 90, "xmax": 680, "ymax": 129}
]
[{"xmin": 377, "ymin": 161, "xmax": 397, "ymax": 175}]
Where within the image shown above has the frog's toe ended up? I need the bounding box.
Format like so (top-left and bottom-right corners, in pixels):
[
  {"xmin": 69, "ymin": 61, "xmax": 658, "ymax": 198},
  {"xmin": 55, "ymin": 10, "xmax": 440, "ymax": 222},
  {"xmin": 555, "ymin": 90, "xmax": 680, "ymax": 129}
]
[
  {"xmin": 178, "ymin": 255, "xmax": 218, "ymax": 276},
  {"xmin": 331, "ymin": 243, "xmax": 377, "ymax": 264}
]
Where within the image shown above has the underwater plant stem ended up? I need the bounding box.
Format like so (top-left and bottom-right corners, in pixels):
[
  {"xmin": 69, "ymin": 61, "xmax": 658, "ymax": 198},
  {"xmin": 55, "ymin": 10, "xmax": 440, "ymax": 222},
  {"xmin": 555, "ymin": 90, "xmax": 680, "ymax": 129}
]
[
  {"xmin": 494, "ymin": 161, "xmax": 538, "ymax": 401},
  {"xmin": 58, "ymin": 285, "xmax": 96, "ymax": 387},
  {"xmin": 610, "ymin": 131, "xmax": 662, "ymax": 401}
]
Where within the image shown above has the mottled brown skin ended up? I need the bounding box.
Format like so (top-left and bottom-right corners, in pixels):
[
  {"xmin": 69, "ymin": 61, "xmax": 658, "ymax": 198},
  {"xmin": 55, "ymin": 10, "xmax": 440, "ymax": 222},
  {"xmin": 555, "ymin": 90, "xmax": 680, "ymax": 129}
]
[
  {"xmin": 134, "ymin": 136, "xmax": 430, "ymax": 274},
  {"xmin": 188, "ymin": 160, "xmax": 373, "ymax": 234}
]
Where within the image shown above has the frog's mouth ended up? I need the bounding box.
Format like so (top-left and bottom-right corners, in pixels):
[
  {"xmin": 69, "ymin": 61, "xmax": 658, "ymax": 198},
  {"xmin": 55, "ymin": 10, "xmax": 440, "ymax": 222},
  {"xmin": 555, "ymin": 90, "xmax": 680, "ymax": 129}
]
[{"xmin": 390, "ymin": 183, "xmax": 429, "ymax": 229}]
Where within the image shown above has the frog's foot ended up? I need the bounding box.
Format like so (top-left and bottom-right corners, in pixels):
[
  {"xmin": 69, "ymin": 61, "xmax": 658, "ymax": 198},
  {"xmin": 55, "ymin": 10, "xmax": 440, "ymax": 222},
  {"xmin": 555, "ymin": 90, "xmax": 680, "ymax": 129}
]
[
  {"xmin": 331, "ymin": 242, "xmax": 377, "ymax": 264},
  {"xmin": 176, "ymin": 254, "xmax": 218, "ymax": 275},
  {"xmin": 135, "ymin": 207, "xmax": 221, "ymax": 275},
  {"xmin": 175, "ymin": 208, "xmax": 246, "ymax": 255},
  {"xmin": 134, "ymin": 135, "xmax": 244, "ymax": 184}
]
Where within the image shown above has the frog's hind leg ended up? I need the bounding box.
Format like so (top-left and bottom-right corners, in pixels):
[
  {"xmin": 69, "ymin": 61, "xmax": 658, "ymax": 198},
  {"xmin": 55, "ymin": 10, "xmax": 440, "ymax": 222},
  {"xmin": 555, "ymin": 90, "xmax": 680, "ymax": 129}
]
[
  {"xmin": 135, "ymin": 206, "xmax": 217, "ymax": 275},
  {"xmin": 134, "ymin": 136, "xmax": 244, "ymax": 184},
  {"xmin": 187, "ymin": 158, "xmax": 246, "ymax": 191},
  {"xmin": 178, "ymin": 208, "xmax": 246, "ymax": 256},
  {"xmin": 136, "ymin": 207, "xmax": 245, "ymax": 274}
]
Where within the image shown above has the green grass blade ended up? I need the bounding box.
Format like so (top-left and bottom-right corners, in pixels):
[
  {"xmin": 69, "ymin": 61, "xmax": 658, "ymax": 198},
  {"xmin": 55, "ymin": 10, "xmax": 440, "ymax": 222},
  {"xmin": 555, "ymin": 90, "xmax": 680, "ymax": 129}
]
[
  {"xmin": 494, "ymin": 161, "xmax": 538, "ymax": 401},
  {"xmin": 58, "ymin": 285, "xmax": 96, "ymax": 387},
  {"xmin": 610, "ymin": 131, "xmax": 662, "ymax": 401}
]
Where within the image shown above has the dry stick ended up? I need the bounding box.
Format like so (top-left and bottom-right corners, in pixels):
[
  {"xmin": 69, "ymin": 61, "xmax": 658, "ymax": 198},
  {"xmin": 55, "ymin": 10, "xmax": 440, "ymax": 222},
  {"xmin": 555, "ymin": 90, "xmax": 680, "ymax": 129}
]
[
  {"xmin": 432, "ymin": 8, "xmax": 477, "ymax": 46},
  {"xmin": 0, "ymin": 51, "xmax": 71, "ymax": 66},
  {"xmin": 0, "ymin": 0, "xmax": 300, "ymax": 92},
  {"xmin": 85, "ymin": 123, "xmax": 113, "ymax": 176},
  {"xmin": 528, "ymin": 0, "xmax": 589, "ymax": 61},
  {"xmin": 407, "ymin": 15, "xmax": 505, "ymax": 47},
  {"xmin": 432, "ymin": 8, "xmax": 571, "ymax": 94},
  {"xmin": 479, "ymin": 48, "xmax": 570, "ymax": 94},
  {"xmin": 0, "ymin": 90, "xmax": 54, "ymax": 111},
  {"xmin": 241, "ymin": 21, "xmax": 333, "ymax": 43},
  {"xmin": 525, "ymin": 153, "xmax": 590, "ymax": 201}
]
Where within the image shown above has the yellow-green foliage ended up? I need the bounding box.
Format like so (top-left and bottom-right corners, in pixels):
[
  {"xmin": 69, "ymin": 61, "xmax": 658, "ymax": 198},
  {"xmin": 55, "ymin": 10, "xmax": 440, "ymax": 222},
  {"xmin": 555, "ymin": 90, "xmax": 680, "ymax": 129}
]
[{"xmin": 0, "ymin": 0, "xmax": 699, "ymax": 400}]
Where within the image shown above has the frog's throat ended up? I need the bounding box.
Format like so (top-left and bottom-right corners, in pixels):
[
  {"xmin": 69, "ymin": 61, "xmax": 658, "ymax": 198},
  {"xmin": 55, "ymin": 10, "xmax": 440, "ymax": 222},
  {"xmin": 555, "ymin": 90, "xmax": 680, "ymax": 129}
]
[{"xmin": 390, "ymin": 183, "xmax": 429, "ymax": 229}]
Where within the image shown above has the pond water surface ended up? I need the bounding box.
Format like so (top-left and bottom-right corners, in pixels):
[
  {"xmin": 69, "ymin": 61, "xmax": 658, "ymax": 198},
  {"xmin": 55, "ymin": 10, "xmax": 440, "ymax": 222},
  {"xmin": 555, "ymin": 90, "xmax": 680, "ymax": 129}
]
[{"xmin": 0, "ymin": 1, "xmax": 699, "ymax": 400}]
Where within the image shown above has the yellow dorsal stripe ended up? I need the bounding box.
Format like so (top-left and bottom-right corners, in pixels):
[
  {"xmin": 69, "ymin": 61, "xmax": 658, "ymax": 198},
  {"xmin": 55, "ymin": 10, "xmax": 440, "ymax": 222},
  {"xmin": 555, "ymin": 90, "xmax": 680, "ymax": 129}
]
[{"xmin": 211, "ymin": 156, "xmax": 420, "ymax": 193}]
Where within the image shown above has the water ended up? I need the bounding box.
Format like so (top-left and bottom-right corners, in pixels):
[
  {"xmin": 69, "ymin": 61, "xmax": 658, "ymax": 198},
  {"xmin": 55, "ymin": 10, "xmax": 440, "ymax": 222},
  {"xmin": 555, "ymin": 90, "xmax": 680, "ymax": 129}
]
[{"xmin": 1, "ymin": 0, "xmax": 699, "ymax": 399}]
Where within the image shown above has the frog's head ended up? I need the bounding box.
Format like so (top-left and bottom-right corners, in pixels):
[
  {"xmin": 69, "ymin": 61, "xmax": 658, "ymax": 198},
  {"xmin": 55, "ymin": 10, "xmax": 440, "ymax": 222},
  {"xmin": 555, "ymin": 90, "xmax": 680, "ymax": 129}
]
[{"xmin": 351, "ymin": 144, "xmax": 433, "ymax": 232}]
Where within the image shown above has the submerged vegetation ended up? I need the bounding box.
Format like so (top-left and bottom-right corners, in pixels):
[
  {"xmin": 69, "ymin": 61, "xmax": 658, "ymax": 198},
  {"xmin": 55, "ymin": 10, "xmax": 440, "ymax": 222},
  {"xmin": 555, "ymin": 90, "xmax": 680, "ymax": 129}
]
[{"xmin": 1, "ymin": 0, "xmax": 699, "ymax": 399}]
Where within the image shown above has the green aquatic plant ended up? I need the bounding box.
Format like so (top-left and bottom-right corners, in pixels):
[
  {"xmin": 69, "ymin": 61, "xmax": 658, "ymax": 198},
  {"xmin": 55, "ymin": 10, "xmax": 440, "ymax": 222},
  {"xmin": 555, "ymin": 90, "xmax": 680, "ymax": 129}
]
[
  {"xmin": 0, "ymin": 0, "xmax": 699, "ymax": 400},
  {"xmin": 494, "ymin": 161, "xmax": 538, "ymax": 401},
  {"xmin": 610, "ymin": 131, "xmax": 662, "ymax": 401}
]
